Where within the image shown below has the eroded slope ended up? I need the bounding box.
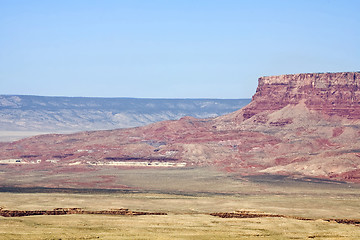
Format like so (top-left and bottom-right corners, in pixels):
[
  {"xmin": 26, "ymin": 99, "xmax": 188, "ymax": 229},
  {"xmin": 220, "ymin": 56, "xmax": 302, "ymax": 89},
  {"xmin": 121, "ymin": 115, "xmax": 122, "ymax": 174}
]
[{"xmin": 1, "ymin": 72, "xmax": 360, "ymax": 185}]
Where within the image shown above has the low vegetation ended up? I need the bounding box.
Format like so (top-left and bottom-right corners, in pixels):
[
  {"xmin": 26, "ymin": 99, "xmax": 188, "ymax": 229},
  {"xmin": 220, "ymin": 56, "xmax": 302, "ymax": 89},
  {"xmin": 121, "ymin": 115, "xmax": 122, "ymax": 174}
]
[
  {"xmin": 1, "ymin": 169, "xmax": 360, "ymax": 239},
  {"xmin": 2, "ymin": 213, "xmax": 360, "ymax": 240}
]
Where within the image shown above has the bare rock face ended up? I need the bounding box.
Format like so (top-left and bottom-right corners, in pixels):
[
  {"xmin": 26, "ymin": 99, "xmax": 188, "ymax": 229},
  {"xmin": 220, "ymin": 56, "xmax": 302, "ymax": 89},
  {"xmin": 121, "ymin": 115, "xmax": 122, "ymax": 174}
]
[
  {"xmin": 243, "ymin": 72, "xmax": 360, "ymax": 119},
  {"xmin": 1, "ymin": 72, "xmax": 360, "ymax": 187}
]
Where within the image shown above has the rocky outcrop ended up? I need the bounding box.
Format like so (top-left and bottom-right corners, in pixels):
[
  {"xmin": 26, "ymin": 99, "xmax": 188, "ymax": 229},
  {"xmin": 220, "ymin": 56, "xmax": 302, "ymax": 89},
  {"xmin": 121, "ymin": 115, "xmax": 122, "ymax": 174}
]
[
  {"xmin": 243, "ymin": 72, "xmax": 360, "ymax": 119},
  {"xmin": 0, "ymin": 207, "xmax": 167, "ymax": 217},
  {"xmin": 210, "ymin": 211, "xmax": 360, "ymax": 226}
]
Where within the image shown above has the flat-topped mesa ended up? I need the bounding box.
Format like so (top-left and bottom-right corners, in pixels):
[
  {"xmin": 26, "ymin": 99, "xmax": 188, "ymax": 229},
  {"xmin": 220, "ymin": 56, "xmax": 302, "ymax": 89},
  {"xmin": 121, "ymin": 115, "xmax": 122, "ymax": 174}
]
[
  {"xmin": 258, "ymin": 72, "xmax": 360, "ymax": 87},
  {"xmin": 243, "ymin": 72, "xmax": 360, "ymax": 119}
]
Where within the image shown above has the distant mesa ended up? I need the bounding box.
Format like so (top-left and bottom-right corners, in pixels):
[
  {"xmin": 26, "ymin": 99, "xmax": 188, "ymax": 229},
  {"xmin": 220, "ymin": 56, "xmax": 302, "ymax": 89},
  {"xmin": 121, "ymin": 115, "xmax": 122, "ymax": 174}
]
[{"xmin": 0, "ymin": 96, "xmax": 250, "ymax": 141}]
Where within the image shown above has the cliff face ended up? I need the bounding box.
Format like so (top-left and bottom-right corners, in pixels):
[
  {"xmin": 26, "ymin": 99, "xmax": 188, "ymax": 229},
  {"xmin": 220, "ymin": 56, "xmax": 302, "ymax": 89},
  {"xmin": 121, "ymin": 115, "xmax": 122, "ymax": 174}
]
[{"xmin": 243, "ymin": 72, "xmax": 360, "ymax": 119}]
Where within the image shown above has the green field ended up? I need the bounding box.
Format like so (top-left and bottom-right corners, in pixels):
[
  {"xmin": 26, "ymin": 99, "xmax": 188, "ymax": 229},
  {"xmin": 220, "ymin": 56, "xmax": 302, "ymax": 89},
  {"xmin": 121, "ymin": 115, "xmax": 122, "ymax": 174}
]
[{"xmin": 1, "ymin": 167, "xmax": 360, "ymax": 239}]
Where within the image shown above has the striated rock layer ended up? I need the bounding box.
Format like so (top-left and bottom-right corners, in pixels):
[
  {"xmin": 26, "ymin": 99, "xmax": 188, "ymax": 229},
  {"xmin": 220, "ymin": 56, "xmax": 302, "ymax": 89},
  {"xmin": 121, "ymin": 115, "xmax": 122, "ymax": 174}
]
[
  {"xmin": 243, "ymin": 72, "xmax": 360, "ymax": 120},
  {"xmin": 1, "ymin": 72, "xmax": 360, "ymax": 187}
]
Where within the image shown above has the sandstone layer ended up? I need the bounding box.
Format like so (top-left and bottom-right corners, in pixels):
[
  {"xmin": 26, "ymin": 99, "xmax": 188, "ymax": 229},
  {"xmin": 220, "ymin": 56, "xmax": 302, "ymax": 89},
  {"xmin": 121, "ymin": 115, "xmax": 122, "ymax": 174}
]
[{"xmin": 242, "ymin": 72, "xmax": 360, "ymax": 120}]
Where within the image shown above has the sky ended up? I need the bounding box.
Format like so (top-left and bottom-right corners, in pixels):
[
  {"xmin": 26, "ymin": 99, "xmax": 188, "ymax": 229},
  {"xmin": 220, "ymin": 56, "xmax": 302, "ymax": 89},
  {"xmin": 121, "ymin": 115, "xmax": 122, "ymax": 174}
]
[{"xmin": 0, "ymin": 0, "xmax": 359, "ymax": 99}]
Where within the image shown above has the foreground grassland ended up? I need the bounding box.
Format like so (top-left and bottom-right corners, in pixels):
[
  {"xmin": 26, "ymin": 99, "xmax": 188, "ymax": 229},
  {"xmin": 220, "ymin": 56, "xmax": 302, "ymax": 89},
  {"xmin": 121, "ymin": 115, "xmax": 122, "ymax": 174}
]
[
  {"xmin": 1, "ymin": 168, "xmax": 360, "ymax": 239},
  {"xmin": 1, "ymin": 214, "xmax": 360, "ymax": 240},
  {"xmin": 1, "ymin": 190, "xmax": 360, "ymax": 239}
]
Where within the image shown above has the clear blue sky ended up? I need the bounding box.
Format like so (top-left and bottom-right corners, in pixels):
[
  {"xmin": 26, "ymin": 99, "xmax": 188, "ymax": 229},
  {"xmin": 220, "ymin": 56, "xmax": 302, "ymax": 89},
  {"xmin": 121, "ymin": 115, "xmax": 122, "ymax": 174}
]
[{"xmin": 0, "ymin": 0, "xmax": 359, "ymax": 98}]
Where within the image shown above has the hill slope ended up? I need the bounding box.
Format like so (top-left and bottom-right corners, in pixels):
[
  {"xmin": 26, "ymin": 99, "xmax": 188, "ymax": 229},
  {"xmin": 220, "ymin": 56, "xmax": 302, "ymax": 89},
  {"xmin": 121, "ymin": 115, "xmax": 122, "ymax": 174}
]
[{"xmin": 1, "ymin": 72, "xmax": 360, "ymax": 187}]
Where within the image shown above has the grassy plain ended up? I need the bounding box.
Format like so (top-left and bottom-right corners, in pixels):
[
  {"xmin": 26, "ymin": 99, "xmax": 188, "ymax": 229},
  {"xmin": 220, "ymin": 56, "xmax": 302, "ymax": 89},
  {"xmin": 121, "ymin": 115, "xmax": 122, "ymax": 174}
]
[
  {"xmin": 1, "ymin": 167, "xmax": 360, "ymax": 239},
  {"xmin": 2, "ymin": 214, "xmax": 360, "ymax": 240}
]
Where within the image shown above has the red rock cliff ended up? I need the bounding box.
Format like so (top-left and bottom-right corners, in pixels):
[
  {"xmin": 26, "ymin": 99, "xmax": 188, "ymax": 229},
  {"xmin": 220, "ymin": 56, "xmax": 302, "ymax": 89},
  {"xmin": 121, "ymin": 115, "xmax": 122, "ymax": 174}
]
[{"xmin": 242, "ymin": 72, "xmax": 360, "ymax": 119}]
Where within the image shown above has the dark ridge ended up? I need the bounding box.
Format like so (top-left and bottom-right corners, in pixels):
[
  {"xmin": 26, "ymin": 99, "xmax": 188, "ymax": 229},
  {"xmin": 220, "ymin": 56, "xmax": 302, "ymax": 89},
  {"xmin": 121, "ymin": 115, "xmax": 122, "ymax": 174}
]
[
  {"xmin": 0, "ymin": 207, "xmax": 167, "ymax": 217},
  {"xmin": 210, "ymin": 211, "xmax": 360, "ymax": 226},
  {"xmin": 0, "ymin": 186, "xmax": 135, "ymax": 194},
  {"xmin": 20, "ymin": 155, "xmax": 40, "ymax": 158}
]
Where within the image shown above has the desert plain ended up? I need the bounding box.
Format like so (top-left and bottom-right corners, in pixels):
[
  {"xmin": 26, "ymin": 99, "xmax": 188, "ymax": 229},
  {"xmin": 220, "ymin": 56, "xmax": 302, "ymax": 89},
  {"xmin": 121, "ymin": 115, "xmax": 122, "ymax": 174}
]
[{"xmin": 1, "ymin": 167, "xmax": 360, "ymax": 239}]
